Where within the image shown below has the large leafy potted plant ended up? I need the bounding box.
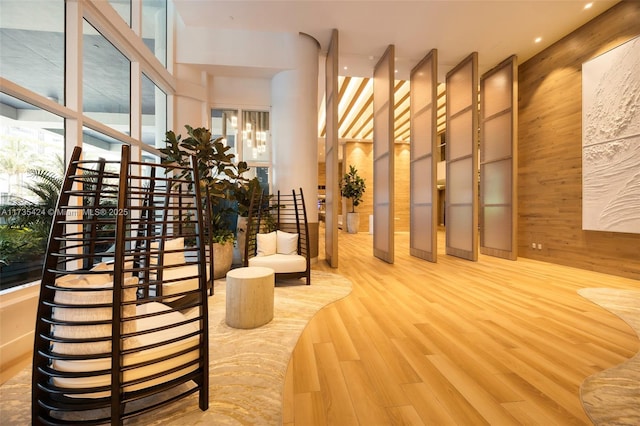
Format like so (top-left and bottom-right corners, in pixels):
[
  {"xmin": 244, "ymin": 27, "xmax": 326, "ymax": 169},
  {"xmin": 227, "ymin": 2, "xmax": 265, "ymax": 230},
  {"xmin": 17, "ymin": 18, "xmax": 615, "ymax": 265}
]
[
  {"xmin": 340, "ymin": 165, "xmax": 366, "ymax": 233},
  {"xmin": 160, "ymin": 125, "xmax": 250, "ymax": 278},
  {"xmin": 0, "ymin": 167, "xmax": 62, "ymax": 288}
]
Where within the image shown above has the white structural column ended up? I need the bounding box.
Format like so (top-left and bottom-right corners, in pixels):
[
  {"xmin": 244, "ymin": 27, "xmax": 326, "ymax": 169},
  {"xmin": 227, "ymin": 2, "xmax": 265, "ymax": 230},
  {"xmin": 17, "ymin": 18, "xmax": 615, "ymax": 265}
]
[{"xmin": 271, "ymin": 33, "xmax": 320, "ymax": 223}]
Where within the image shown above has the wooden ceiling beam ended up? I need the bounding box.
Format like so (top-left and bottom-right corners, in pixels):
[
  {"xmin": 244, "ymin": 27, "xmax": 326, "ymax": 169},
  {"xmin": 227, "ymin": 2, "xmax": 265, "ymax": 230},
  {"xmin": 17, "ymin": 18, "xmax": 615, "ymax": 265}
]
[
  {"xmin": 394, "ymin": 105, "xmax": 410, "ymax": 130},
  {"xmin": 321, "ymin": 76, "xmax": 351, "ymax": 137},
  {"xmin": 397, "ymin": 127, "xmax": 411, "ymax": 141},
  {"xmin": 338, "ymin": 78, "xmax": 370, "ymax": 130},
  {"xmin": 341, "ymin": 94, "xmax": 373, "ymax": 138}
]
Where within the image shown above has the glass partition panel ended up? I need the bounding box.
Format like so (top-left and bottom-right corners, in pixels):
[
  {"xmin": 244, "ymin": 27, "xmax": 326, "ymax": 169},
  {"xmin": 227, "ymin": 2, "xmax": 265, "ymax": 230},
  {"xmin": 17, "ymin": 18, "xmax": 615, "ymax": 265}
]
[
  {"xmin": 411, "ymin": 205, "xmax": 432, "ymax": 252},
  {"xmin": 447, "ymin": 60, "xmax": 473, "ymax": 116},
  {"xmin": 483, "ymin": 159, "xmax": 512, "ymax": 205},
  {"xmin": 449, "ymin": 158, "xmax": 474, "ymax": 204},
  {"xmin": 412, "ymin": 108, "xmax": 433, "ymax": 159},
  {"xmin": 448, "ymin": 110, "xmax": 473, "ymax": 160},
  {"xmin": 483, "ymin": 66, "xmax": 512, "ymax": 118},
  {"xmin": 448, "ymin": 205, "xmax": 474, "ymax": 252},
  {"xmin": 483, "ymin": 112, "xmax": 512, "ymax": 161},
  {"xmin": 83, "ymin": 19, "xmax": 131, "ymax": 136},
  {"xmin": 0, "ymin": 0, "xmax": 64, "ymax": 105},
  {"xmin": 483, "ymin": 206, "xmax": 512, "ymax": 251},
  {"xmin": 445, "ymin": 52, "xmax": 478, "ymax": 261},
  {"xmin": 480, "ymin": 56, "xmax": 517, "ymax": 260},
  {"xmin": 372, "ymin": 45, "xmax": 395, "ymax": 264},
  {"xmin": 411, "ymin": 156, "xmax": 432, "ymax": 205},
  {"xmin": 0, "ymin": 93, "xmax": 64, "ymax": 290}
]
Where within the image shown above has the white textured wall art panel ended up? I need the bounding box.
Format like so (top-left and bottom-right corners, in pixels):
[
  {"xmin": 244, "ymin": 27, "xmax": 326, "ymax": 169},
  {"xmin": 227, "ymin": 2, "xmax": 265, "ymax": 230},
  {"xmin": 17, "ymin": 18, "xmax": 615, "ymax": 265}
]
[{"xmin": 582, "ymin": 35, "xmax": 640, "ymax": 234}]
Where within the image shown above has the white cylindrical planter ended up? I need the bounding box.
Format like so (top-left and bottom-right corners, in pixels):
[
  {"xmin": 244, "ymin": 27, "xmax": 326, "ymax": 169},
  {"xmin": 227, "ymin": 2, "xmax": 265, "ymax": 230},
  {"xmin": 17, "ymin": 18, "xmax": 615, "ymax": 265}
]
[
  {"xmin": 213, "ymin": 242, "xmax": 233, "ymax": 279},
  {"xmin": 346, "ymin": 212, "xmax": 360, "ymax": 234},
  {"xmin": 225, "ymin": 267, "xmax": 274, "ymax": 329}
]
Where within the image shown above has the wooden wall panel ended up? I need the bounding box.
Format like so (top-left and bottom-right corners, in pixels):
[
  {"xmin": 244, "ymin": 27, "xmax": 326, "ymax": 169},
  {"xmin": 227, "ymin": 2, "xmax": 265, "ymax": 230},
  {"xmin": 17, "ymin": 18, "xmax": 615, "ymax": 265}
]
[
  {"xmin": 318, "ymin": 162, "xmax": 326, "ymax": 188},
  {"xmin": 395, "ymin": 144, "xmax": 410, "ymax": 233},
  {"xmin": 324, "ymin": 29, "xmax": 339, "ymax": 267},
  {"xmin": 344, "ymin": 142, "xmax": 373, "ymax": 232},
  {"xmin": 518, "ymin": 1, "xmax": 640, "ymax": 279}
]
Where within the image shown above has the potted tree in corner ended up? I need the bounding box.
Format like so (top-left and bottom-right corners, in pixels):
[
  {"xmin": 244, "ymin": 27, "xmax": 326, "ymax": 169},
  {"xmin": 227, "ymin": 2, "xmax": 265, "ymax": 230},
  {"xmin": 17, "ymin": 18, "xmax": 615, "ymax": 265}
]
[{"xmin": 340, "ymin": 165, "xmax": 366, "ymax": 234}]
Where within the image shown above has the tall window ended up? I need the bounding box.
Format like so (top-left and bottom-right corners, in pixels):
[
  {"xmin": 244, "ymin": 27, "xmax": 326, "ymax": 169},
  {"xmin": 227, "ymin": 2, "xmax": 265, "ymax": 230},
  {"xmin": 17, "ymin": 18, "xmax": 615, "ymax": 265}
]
[
  {"xmin": 0, "ymin": 94, "xmax": 64, "ymax": 290},
  {"xmin": 212, "ymin": 108, "xmax": 272, "ymax": 191},
  {"xmin": 109, "ymin": 0, "xmax": 132, "ymax": 26},
  {"xmin": 0, "ymin": 1, "xmax": 170, "ymax": 291},
  {"xmin": 142, "ymin": 0, "xmax": 167, "ymax": 67},
  {"xmin": 82, "ymin": 127, "xmax": 125, "ymax": 162},
  {"xmin": 242, "ymin": 110, "xmax": 270, "ymax": 162},
  {"xmin": 0, "ymin": 0, "xmax": 64, "ymax": 104},
  {"xmin": 83, "ymin": 20, "xmax": 131, "ymax": 135},
  {"xmin": 142, "ymin": 73, "xmax": 167, "ymax": 147},
  {"xmin": 212, "ymin": 108, "xmax": 239, "ymax": 158}
]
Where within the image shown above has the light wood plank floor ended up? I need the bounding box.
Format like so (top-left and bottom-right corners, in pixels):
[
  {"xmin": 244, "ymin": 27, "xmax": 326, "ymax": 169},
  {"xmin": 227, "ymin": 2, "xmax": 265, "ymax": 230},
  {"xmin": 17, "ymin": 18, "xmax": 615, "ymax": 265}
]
[{"xmin": 283, "ymin": 230, "xmax": 639, "ymax": 425}]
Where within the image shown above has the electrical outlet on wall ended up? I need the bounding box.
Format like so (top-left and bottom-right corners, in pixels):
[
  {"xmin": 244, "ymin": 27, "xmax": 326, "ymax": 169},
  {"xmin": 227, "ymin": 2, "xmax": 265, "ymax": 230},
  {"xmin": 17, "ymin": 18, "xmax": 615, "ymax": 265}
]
[
  {"xmin": 537, "ymin": 243, "xmax": 542, "ymax": 250},
  {"xmin": 531, "ymin": 242, "xmax": 536, "ymax": 249}
]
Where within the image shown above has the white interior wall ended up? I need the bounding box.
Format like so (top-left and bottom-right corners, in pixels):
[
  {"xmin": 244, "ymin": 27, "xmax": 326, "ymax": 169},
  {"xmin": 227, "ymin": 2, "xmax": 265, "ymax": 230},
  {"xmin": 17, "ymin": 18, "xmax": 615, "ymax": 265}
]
[
  {"xmin": 209, "ymin": 76, "xmax": 271, "ymax": 108},
  {"xmin": 176, "ymin": 27, "xmax": 300, "ymax": 71},
  {"xmin": 174, "ymin": 63, "xmax": 209, "ymax": 130}
]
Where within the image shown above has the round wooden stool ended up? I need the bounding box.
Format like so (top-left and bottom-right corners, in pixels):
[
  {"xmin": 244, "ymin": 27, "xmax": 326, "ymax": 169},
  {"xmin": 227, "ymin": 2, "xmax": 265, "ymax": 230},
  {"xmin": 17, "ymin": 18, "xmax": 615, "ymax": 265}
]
[{"xmin": 225, "ymin": 266, "xmax": 275, "ymax": 329}]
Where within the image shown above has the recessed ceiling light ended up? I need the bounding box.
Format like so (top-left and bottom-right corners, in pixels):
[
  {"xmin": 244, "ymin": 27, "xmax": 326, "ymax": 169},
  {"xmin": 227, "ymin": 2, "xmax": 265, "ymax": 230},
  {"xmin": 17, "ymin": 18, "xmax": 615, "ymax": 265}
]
[
  {"xmin": 395, "ymin": 69, "xmax": 398, "ymax": 73},
  {"xmin": 584, "ymin": 2, "xmax": 593, "ymax": 10},
  {"xmin": 534, "ymin": 37, "xmax": 542, "ymax": 43},
  {"xmin": 343, "ymin": 66, "xmax": 348, "ymax": 70}
]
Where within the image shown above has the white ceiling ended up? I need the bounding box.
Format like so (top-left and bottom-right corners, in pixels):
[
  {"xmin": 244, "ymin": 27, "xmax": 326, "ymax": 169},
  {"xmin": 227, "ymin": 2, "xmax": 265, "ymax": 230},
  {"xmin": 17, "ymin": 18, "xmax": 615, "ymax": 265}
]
[
  {"xmin": 173, "ymin": 0, "xmax": 619, "ymax": 161},
  {"xmin": 173, "ymin": 0, "xmax": 618, "ymax": 80}
]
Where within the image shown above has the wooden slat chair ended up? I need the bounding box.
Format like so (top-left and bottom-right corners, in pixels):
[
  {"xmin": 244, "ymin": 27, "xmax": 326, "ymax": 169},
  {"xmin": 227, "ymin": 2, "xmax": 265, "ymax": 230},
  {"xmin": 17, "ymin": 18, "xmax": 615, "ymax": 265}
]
[
  {"xmin": 32, "ymin": 145, "xmax": 209, "ymax": 425},
  {"xmin": 244, "ymin": 188, "xmax": 311, "ymax": 285},
  {"xmin": 136, "ymin": 173, "xmax": 215, "ymax": 300}
]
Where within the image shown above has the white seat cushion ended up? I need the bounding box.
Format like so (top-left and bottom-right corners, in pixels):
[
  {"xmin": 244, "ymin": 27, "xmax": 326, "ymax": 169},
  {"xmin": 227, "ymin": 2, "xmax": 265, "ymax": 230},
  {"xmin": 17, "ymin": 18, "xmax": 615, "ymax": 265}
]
[
  {"xmin": 256, "ymin": 231, "xmax": 277, "ymax": 256},
  {"xmin": 150, "ymin": 237, "xmax": 186, "ymax": 266},
  {"xmin": 276, "ymin": 230, "xmax": 298, "ymax": 255},
  {"xmin": 248, "ymin": 253, "xmax": 306, "ymax": 274},
  {"xmin": 160, "ymin": 264, "xmax": 209, "ymax": 296},
  {"xmin": 52, "ymin": 302, "xmax": 200, "ymax": 397},
  {"xmin": 52, "ymin": 274, "xmax": 138, "ymax": 356}
]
